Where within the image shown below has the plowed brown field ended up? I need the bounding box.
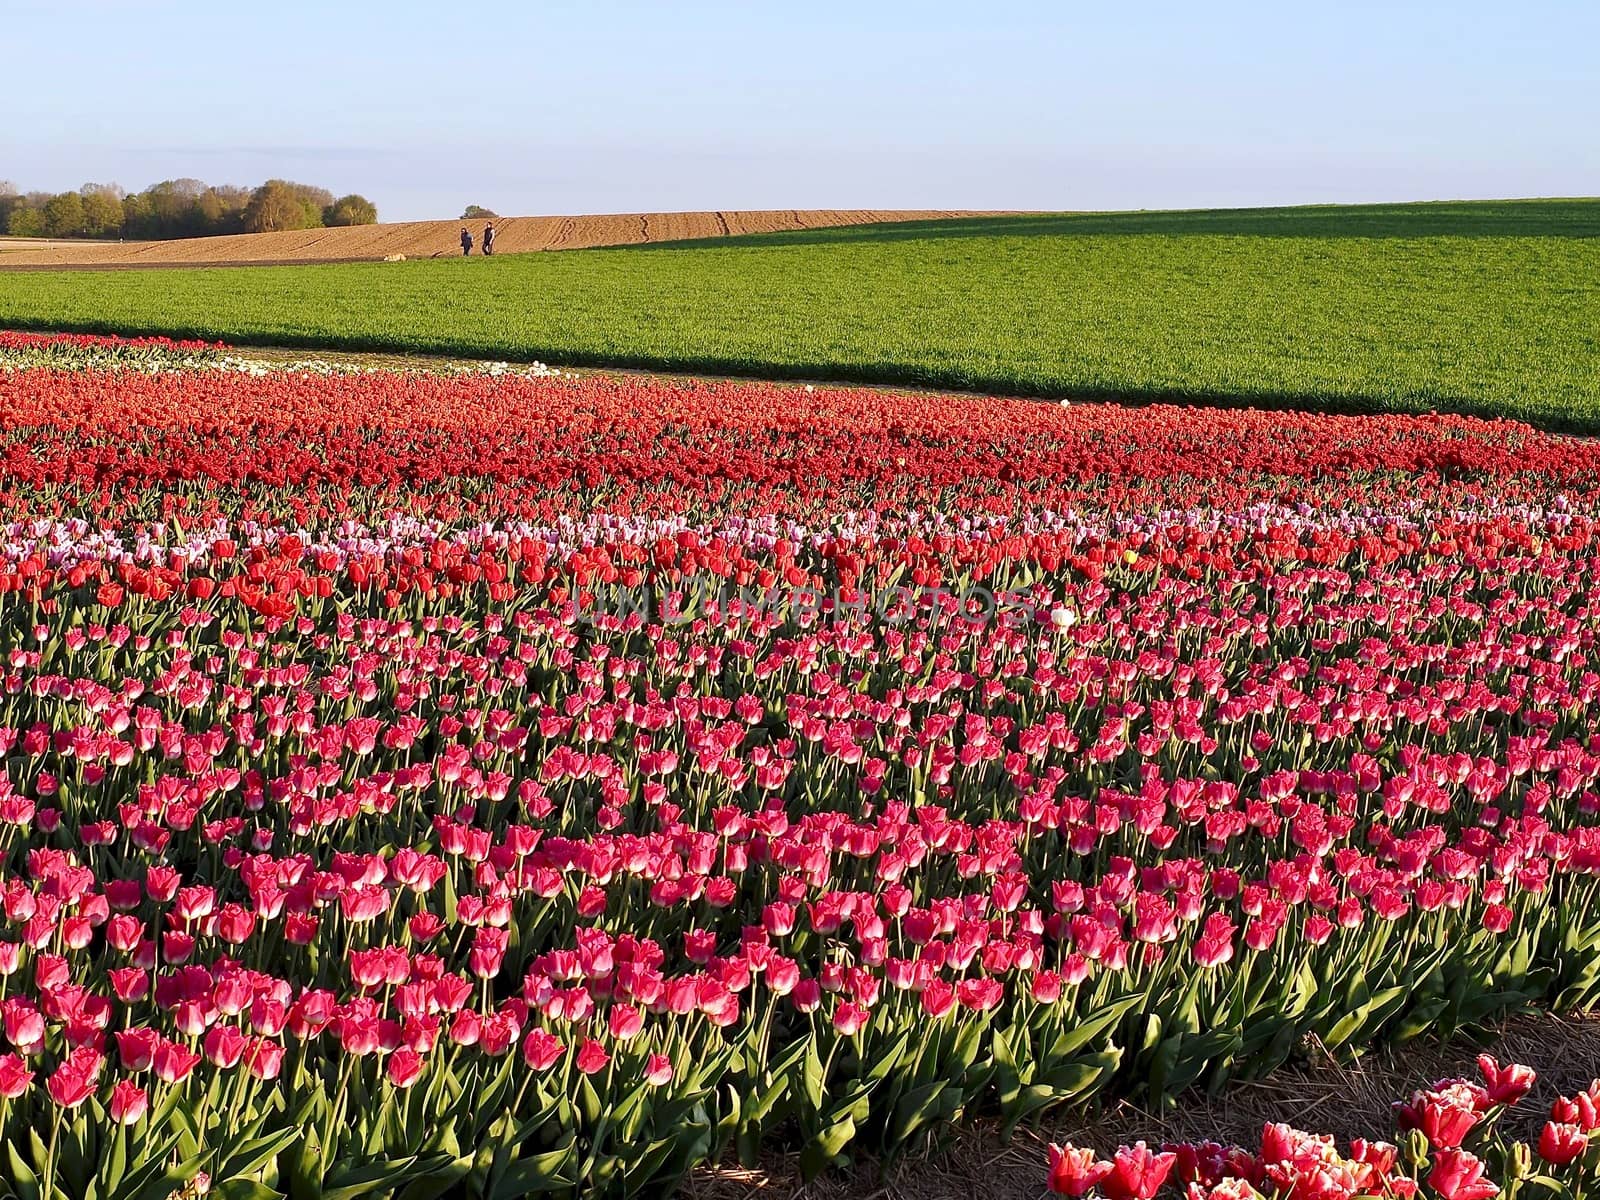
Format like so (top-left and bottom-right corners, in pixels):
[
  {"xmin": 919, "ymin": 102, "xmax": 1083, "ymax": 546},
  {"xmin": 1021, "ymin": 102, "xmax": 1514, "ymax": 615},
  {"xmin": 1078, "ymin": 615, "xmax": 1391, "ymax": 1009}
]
[{"xmin": 0, "ymin": 210, "xmax": 996, "ymax": 269}]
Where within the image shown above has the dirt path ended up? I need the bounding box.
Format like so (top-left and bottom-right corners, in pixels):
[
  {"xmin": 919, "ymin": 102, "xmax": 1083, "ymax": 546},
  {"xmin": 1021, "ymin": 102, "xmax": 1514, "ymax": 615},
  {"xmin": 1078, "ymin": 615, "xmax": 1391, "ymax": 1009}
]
[{"xmin": 0, "ymin": 210, "xmax": 1003, "ymax": 270}]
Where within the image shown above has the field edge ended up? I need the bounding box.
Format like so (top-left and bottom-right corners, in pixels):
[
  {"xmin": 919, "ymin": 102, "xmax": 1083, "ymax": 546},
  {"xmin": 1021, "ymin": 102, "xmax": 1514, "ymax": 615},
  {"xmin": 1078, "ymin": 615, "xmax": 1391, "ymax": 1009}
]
[{"xmin": 4, "ymin": 314, "xmax": 1580, "ymax": 436}]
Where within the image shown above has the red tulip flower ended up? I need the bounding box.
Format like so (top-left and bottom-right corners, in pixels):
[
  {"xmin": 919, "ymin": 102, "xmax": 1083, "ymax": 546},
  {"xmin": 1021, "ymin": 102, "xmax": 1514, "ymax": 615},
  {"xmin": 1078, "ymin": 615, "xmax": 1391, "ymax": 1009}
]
[
  {"xmin": 1551, "ymin": 1084, "xmax": 1600, "ymax": 1133},
  {"xmin": 522, "ymin": 1029, "xmax": 565, "ymax": 1072},
  {"xmin": 1538, "ymin": 1121, "xmax": 1588, "ymax": 1167},
  {"xmin": 644, "ymin": 1053, "xmax": 674, "ymax": 1086},
  {"xmin": 607, "ymin": 1003, "xmax": 644, "ymax": 1041},
  {"xmin": 1048, "ymin": 1143, "xmax": 1112, "ymax": 1197},
  {"xmin": 832, "ymin": 1001, "xmax": 870, "ymax": 1036},
  {"xmin": 46, "ymin": 1046, "xmax": 103, "ymax": 1108},
  {"xmin": 1477, "ymin": 1056, "xmax": 1536, "ymax": 1107},
  {"xmin": 387, "ymin": 1048, "xmax": 426, "ymax": 1089},
  {"xmin": 0, "ymin": 1052, "xmax": 33, "ymax": 1099},
  {"xmin": 243, "ymin": 1038, "xmax": 286, "ymax": 1081},
  {"xmin": 1100, "ymin": 1143, "xmax": 1178, "ymax": 1200},
  {"xmin": 1394, "ymin": 1084, "xmax": 1484, "ymax": 1149},
  {"xmin": 203, "ymin": 1025, "xmax": 249, "ymax": 1069},
  {"xmin": 110, "ymin": 1080, "xmax": 148, "ymax": 1124},
  {"xmin": 1426, "ymin": 1150, "xmax": 1497, "ymax": 1200},
  {"xmin": 151, "ymin": 1039, "xmax": 202, "ymax": 1085},
  {"xmin": 575, "ymin": 1038, "xmax": 609, "ymax": 1075}
]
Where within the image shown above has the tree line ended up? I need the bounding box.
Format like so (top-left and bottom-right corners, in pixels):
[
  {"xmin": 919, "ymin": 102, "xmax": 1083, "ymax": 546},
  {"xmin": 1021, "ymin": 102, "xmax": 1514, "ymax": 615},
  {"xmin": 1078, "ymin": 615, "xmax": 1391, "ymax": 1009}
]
[{"xmin": 0, "ymin": 179, "xmax": 378, "ymax": 240}]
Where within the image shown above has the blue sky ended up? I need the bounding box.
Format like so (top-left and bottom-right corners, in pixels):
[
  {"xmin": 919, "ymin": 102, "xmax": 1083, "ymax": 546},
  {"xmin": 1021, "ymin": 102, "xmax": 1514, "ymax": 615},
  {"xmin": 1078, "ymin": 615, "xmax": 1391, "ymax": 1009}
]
[{"xmin": 5, "ymin": 0, "xmax": 1597, "ymax": 221}]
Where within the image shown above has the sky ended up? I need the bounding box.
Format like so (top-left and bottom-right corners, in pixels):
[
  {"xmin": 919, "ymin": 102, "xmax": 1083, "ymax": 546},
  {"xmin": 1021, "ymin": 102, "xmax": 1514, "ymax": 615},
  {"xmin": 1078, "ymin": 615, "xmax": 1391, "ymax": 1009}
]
[{"xmin": 4, "ymin": 0, "xmax": 1597, "ymax": 222}]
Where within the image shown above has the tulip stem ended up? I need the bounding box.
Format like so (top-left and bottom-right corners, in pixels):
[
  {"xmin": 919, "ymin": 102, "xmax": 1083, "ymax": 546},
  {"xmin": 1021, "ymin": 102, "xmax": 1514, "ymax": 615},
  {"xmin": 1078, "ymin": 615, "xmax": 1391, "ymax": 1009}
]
[{"xmin": 42, "ymin": 1105, "xmax": 62, "ymax": 1200}]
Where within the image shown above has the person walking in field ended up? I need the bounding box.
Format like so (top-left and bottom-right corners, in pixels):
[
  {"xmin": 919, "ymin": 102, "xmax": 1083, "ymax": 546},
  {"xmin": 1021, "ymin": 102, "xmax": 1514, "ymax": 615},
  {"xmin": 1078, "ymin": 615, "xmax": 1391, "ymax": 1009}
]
[
  {"xmin": 460, "ymin": 227, "xmax": 473, "ymax": 256},
  {"xmin": 483, "ymin": 223, "xmax": 496, "ymax": 255}
]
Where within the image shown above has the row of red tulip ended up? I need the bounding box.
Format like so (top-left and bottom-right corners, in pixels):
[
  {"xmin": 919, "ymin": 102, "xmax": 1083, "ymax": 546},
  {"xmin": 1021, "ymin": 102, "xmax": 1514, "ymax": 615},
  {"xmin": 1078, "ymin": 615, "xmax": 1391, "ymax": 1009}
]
[
  {"xmin": 1049, "ymin": 1055, "xmax": 1600, "ymax": 1200},
  {"xmin": 2, "ymin": 336, "xmax": 1594, "ymax": 521}
]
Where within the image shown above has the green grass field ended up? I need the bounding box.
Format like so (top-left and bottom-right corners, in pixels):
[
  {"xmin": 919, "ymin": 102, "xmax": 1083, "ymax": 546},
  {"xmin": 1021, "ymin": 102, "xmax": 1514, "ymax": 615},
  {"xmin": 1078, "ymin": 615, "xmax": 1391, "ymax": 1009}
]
[{"xmin": 3, "ymin": 199, "xmax": 1598, "ymax": 428}]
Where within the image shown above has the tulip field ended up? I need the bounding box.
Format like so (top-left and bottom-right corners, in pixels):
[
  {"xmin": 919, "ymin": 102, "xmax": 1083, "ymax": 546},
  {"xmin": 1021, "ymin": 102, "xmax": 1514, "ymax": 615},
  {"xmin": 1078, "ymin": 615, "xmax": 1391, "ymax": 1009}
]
[{"xmin": 9, "ymin": 328, "xmax": 1600, "ymax": 1199}]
